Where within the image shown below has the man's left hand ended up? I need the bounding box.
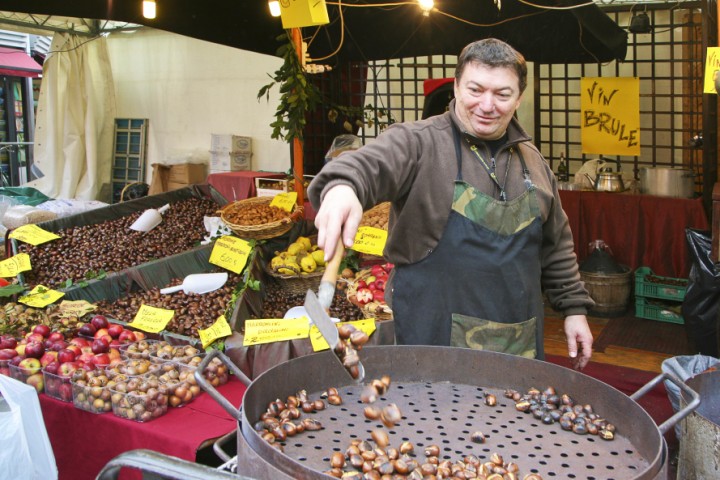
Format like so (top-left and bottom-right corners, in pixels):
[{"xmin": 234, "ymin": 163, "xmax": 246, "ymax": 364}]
[{"xmin": 564, "ymin": 315, "xmax": 593, "ymax": 370}]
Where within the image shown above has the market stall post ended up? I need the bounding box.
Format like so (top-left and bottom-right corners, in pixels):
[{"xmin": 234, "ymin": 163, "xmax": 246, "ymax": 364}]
[{"xmin": 292, "ymin": 28, "xmax": 305, "ymax": 213}]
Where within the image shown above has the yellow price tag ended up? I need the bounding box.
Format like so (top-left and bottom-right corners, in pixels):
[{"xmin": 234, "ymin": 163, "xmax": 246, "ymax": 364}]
[
  {"xmin": 58, "ymin": 300, "xmax": 97, "ymax": 318},
  {"xmin": 351, "ymin": 227, "xmax": 387, "ymax": 257},
  {"xmin": 209, "ymin": 235, "xmax": 252, "ymax": 274},
  {"xmin": 243, "ymin": 318, "xmax": 309, "ymax": 346},
  {"xmin": 9, "ymin": 224, "xmax": 61, "ymax": 246},
  {"xmin": 270, "ymin": 192, "xmax": 298, "ymax": 212},
  {"xmin": 0, "ymin": 253, "xmax": 32, "ymax": 277},
  {"xmin": 19, "ymin": 285, "xmax": 65, "ymax": 308},
  {"xmin": 128, "ymin": 304, "xmax": 175, "ymax": 333},
  {"xmin": 279, "ymin": 0, "xmax": 330, "ymax": 29},
  {"xmin": 198, "ymin": 315, "xmax": 233, "ymax": 349},
  {"xmin": 310, "ymin": 319, "xmax": 377, "ymax": 352}
]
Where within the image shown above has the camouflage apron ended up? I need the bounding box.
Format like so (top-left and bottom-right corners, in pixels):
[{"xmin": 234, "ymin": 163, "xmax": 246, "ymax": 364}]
[{"xmin": 391, "ymin": 126, "xmax": 545, "ymax": 358}]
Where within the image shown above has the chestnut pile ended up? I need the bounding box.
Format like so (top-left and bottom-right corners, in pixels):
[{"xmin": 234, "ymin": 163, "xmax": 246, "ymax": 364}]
[
  {"xmin": 19, "ymin": 197, "xmax": 219, "ymax": 288},
  {"xmin": 258, "ymin": 283, "xmax": 364, "ymax": 323}
]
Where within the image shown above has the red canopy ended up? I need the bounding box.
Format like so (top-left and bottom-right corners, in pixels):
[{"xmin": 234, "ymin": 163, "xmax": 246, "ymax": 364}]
[{"xmin": 0, "ymin": 46, "xmax": 42, "ymax": 78}]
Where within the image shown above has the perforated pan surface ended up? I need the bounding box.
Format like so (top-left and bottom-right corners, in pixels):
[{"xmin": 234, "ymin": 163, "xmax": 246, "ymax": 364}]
[{"xmin": 239, "ymin": 346, "xmax": 665, "ymax": 480}]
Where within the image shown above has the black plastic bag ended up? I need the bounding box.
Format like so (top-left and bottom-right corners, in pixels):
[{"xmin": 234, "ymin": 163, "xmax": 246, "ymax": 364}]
[{"xmin": 682, "ymin": 229, "xmax": 720, "ymax": 357}]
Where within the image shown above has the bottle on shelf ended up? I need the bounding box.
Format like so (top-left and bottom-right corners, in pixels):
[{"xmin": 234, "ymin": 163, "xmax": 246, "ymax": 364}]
[{"xmin": 557, "ymin": 152, "xmax": 569, "ymax": 182}]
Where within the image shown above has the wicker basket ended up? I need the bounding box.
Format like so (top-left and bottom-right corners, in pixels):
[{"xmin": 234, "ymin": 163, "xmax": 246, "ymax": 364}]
[
  {"xmin": 219, "ymin": 196, "xmax": 303, "ymax": 240},
  {"xmin": 346, "ymin": 268, "xmax": 393, "ymax": 321},
  {"xmin": 359, "ymin": 202, "xmax": 390, "ymax": 230},
  {"xmin": 264, "ymin": 265, "xmax": 325, "ymax": 296}
]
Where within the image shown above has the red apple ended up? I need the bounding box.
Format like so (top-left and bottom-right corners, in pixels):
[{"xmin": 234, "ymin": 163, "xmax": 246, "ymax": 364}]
[
  {"xmin": 0, "ymin": 348, "xmax": 17, "ymax": 360},
  {"xmin": 24, "ymin": 341, "xmax": 45, "ymax": 359},
  {"xmin": 32, "ymin": 324, "xmax": 51, "ymax": 338},
  {"xmin": 47, "ymin": 331, "xmax": 65, "ymax": 343},
  {"xmin": 65, "ymin": 344, "xmax": 82, "ymax": 357},
  {"xmin": 107, "ymin": 323, "xmax": 124, "ymax": 339},
  {"xmin": 109, "ymin": 339, "xmax": 122, "ymax": 348},
  {"xmin": 108, "ymin": 347, "xmax": 121, "ymax": 361},
  {"xmin": 118, "ymin": 330, "xmax": 137, "ymax": 343},
  {"xmin": 93, "ymin": 328, "xmax": 109, "ymax": 339},
  {"xmin": 0, "ymin": 335, "xmax": 17, "ymax": 349},
  {"xmin": 92, "ymin": 353, "xmax": 110, "ymax": 366},
  {"xmin": 69, "ymin": 337, "xmax": 90, "ymax": 348},
  {"xmin": 57, "ymin": 348, "xmax": 77, "ymax": 364},
  {"xmin": 44, "ymin": 360, "xmax": 60, "ymax": 375},
  {"xmin": 78, "ymin": 323, "xmax": 97, "ymax": 337},
  {"xmin": 90, "ymin": 314, "xmax": 109, "ymax": 330},
  {"xmin": 49, "ymin": 340, "xmax": 68, "ymax": 352},
  {"xmin": 91, "ymin": 338, "xmax": 109, "ymax": 354},
  {"xmin": 25, "ymin": 372, "xmax": 44, "ymax": 393},
  {"xmin": 14, "ymin": 344, "xmax": 26, "ymax": 356},
  {"xmin": 18, "ymin": 357, "xmax": 42, "ymax": 374},
  {"xmin": 59, "ymin": 361, "xmax": 79, "ymax": 377},
  {"xmin": 10, "ymin": 355, "xmax": 24, "ymax": 367},
  {"xmin": 58, "ymin": 382, "xmax": 73, "ymax": 401},
  {"xmin": 134, "ymin": 331, "xmax": 146, "ymax": 341},
  {"xmin": 40, "ymin": 351, "xmax": 58, "ymax": 367},
  {"xmin": 77, "ymin": 353, "xmax": 95, "ymax": 365},
  {"xmin": 79, "ymin": 361, "xmax": 96, "ymax": 372},
  {"xmin": 24, "ymin": 333, "xmax": 45, "ymax": 344}
]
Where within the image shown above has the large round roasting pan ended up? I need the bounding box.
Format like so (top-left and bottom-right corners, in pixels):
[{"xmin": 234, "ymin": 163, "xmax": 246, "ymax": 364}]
[{"xmin": 197, "ymin": 346, "xmax": 699, "ymax": 480}]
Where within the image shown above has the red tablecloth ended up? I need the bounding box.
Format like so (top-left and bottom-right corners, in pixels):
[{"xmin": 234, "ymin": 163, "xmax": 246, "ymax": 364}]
[
  {"xmin": 206, "ymin": 171, "xmax": 286, "ymax": 202},
  {"xmin": 40, "ymin": 378, "xmax": 246, "ymax": 480},
  {"xmin": 559, "ymin": 190, "xmax": 709, "ymax": 278}
]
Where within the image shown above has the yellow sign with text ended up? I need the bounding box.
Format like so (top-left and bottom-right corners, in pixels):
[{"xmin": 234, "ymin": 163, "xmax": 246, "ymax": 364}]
[
  {"xmin": 310, "ymin": 318, "xmax": 377, "ymax": 352},
  {"xmin": 704, "ymin": 47, "xmax": 720, "ymax": 94},
  {"xmin": 9, "ymin": 224, "xmax": 61, "ymax": 246},
  {"xmin": 58, "ymin": 300, "xmax": 97, "ymax": 318},
  {"xmin": 270, "ymin": 192, "xmax": 298, "ymax": 212},
  {"xmin": 352, "ymin": 227, "xmax": 387, "ymax": 257},
  {"xmin": 129, "ymin": 304, "xmax": 175, "ymax": 333},
  {"xmin": 0, "ymin": 253, "xmax": 31, "ymax": 277},
  {"xmin": 199, "ymin": 315, "xmax": 233, "ymax": 349},
  {"xmin": 580, "ymin": 77, "xmax": 640, "ymax": 156},
  {"xmin": 19, "ymin": 285, "xmax": 65, "ymax": 308},
  {"xmin": 280, "ymin": 0, "xmax": 330, "ymax": 29},
  {"xmin": 243, "ymin": 318, "xmax": 310, "ymax": 346},
  {"xmin": 209, "ymin": 235, "xmax": 252, "ymax": 274}
]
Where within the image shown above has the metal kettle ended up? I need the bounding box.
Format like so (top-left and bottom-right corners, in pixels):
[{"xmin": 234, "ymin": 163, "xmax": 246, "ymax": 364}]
[{"xmin": 585, "ymin": 167, "xmax": 626, "ymax": 193}]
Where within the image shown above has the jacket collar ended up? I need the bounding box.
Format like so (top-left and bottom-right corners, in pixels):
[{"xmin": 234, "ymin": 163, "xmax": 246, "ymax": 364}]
[{"xmin": 447, "ymin": 99, "xmax": 532, "ymax": 148}]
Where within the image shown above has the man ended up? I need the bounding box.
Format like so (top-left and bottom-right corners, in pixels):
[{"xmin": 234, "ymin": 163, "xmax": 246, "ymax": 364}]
[{"xmin": 308, "ymin": 38, "xmax": 594, "ymax": 370}]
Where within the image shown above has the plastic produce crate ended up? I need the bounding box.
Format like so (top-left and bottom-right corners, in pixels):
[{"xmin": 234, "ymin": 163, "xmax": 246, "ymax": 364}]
[
  {"xmin": 635, "ymin": 297, "xmax": 684, "ymax": 324},
  {"xmin": 634, "ymin": 267, "xmax": 688, "ymax": 302}
]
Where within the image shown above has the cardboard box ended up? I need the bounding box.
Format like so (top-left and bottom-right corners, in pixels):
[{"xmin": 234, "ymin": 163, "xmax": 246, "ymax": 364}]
[
  {"xmin": 210, "ymin": 151, "xmax": 252, "ymax": 173},
  {"xmin": 168, "ymin": 163, "xmax": 207, "ymax": 184},
  {"xmin": 167, "ymin": 181, "xmax": 191, "ymax": 192},
  {"xmin": 211, "ymin": 134, "xmax": 252, "ymax": 153},
  {"xmin": 255, "ymin": 177, "xmax": 290, "ymax": 197}
]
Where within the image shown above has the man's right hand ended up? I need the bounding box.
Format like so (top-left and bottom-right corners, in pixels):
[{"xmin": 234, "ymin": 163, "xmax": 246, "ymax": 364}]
[{"xmin": 314, "ymin": 184, "xmax": 364, "ymax": 262}]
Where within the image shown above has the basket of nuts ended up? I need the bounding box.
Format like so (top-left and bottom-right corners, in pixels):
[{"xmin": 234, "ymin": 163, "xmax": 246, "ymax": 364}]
[
  {"xmin": 219, "ymin": 196, "xmax": 304, "ymax": 240},
  {"xmin": 359, "ymin": 202, "xmax": 390, "ymax": 231}
]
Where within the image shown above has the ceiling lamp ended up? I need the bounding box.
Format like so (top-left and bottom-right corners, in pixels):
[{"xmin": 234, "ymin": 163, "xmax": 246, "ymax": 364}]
[
  {"xmin": 418, "ymin": 0, "xmax": 434, "ymax": 16},
  {"xmin": 268, "ymin": 1, "xmax": 282, "ymax": 18},
  {"xmin": 143, "ymin": 0, "xmax": 157, "ymax": 20},
  {"xmin": 629, "ymin": 5, "xmax": 652, "ymax": 34}
]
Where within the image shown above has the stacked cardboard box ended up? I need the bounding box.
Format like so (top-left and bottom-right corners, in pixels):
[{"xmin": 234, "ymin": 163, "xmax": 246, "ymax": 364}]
[{"xmin": 210, "ymin": 134, "xmax": 253, "ymax": 173}]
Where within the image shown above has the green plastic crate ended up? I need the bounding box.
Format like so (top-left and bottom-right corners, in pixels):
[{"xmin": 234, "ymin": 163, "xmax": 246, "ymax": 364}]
[
  {"xmin": 635, "ymin": 297, "xmax": 684, "ymax": 324},
  {"xmin": 634, "ymin": 267, "xmax": 688, "ymax": 302}
]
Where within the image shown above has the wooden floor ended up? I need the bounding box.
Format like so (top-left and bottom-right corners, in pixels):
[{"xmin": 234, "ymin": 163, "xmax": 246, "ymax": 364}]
[{"xmin": 543, "ymin": 311, "xmax": 692, "ymax": 373}]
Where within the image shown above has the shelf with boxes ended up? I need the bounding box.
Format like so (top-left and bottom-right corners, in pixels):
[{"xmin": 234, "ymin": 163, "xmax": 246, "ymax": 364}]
[{"xmin": 634, "ymin": 267, "xmax": 687, "ymax": 324}]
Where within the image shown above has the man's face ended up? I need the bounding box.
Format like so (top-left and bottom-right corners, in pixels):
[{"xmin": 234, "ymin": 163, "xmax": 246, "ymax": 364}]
[{"xmin": 454, "ymin": 62, "xmax": 523, "ymax": 140}]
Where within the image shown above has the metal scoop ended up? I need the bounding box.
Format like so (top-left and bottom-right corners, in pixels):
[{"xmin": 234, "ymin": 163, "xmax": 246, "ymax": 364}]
[{"xmin": 159, "ymin": 272, "xmax": 228, "ymax": 295}]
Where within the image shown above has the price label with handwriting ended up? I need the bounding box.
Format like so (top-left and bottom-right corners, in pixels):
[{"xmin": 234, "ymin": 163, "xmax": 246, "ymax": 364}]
[
  {"xmin": 270, "ymin": 192, "xmax": 298, "ymax": 212},
  {"xmin": 9, "ymin": 224, "xmax": 61, "ymax": 246},
  {"xmin": 243, "ymin": 318, "xmax": 309, "ymax": 346},
  {"xmin": 129, "ymin": 304, "xmax": 175, "ymax": 333},
  {"xmin": 19, "ymin": 285, "xmax": 65, "ymax": 308},
  {"xmin": 0, "ymin": 253, "xmax": 31, "ymax": 277},
  {"xmin": 351, "ymin": 227, "xmax": 387, "ymax": 257},
  {"xmin": 209, "ymin": 235, "xmax": 252, "ymax": 274},
  {"xmin": 310, "ymin": 319, "xmax": 377, "ymax": 351},
  {"xmin": 199, "ymin": 315, "xmax": 233, "ymax": 349},
  {"xmin": 58, "ymin": 300, "xmax": 97, "ymax": 318}
]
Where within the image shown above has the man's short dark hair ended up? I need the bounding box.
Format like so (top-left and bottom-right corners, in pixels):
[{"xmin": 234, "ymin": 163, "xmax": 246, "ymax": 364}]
[{"xmin": 455, "ymin": 38, "xmax": 528, "ymax": 94}]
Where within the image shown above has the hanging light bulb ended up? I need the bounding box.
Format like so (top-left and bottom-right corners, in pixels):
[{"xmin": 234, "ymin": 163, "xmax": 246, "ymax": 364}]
[
  {"xmin": 417, "ymin": 0, "xmax": 434, "ymax": 16},
  {"xmin": 268, "ymin": 1, "xmax": 282, "ymax": 17},
  {"xmin": 143, "ymin": 0, "xmax": 157, "ymax": 19}
]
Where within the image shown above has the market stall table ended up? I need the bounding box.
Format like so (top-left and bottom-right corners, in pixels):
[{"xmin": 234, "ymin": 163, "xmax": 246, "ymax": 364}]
[
  {"xmin": 558, "ymin": 189, "xmax": 709, "ymax": 278},
  {"xmin": 206, "ymin": 171, "xmax": 286, "ymax": 202},
  {"xmin": 39, "ymin": 377, "xmax": 246, "ymax": 480}
]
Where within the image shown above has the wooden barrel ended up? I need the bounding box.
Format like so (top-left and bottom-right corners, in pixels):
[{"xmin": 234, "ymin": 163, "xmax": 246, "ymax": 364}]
[{"xmin": 580, "ymin": 266, "xmax": 632, "ymax": 317}]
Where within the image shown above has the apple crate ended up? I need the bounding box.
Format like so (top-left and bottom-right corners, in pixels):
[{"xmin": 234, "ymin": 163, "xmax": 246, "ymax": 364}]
[
  {"xmin": 9, "ymin": 363, "xmax": 45, "ymax": 393},
  {"xmin": 634, "ymin": 266, "xmax": 688, "ymax": 302},
  {"xmin": 71, "ymin": 369, "xmax": 113, "ymax": 414},
  {"xmin": 255, "ymin": 177, "xmax": 290, "ymax": 197},
  {"xmin": 43, "ymin": 370, "xmax": 73, "ymax": 402},
  {"xmin": 110, "ymin": 382, "xmax": 168, "ymax": 422}
]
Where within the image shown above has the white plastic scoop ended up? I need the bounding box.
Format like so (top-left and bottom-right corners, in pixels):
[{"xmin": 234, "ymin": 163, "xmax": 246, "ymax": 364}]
[
  {"xmin": 130, "ymin": 204, "xmax": 170, "ymax": 232},
  {"xmin": 160, "ymin": 272, "xmax": 229, "ymax": 295}
]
